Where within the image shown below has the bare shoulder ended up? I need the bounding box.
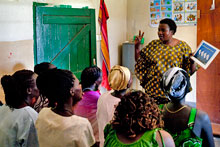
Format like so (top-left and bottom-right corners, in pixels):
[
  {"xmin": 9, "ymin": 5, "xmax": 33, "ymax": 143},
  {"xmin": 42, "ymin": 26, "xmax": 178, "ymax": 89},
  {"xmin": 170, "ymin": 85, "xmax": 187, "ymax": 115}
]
[
  {"xmin": 156, "ymin": 129, "xmax": 175, "ymax": 147},
  {"xmin": 196, "ymin": 109, "xmax": 210, "ymax": 123},
  {"xmin": 196, "ymin": 109, "xmax": 215, "ymax": 147}
]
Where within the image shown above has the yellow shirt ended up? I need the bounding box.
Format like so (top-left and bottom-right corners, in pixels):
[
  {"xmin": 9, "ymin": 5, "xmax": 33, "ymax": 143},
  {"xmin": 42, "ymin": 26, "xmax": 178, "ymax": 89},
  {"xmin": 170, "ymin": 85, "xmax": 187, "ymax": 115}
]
[
  {"xmin": 36, "ymin": 108, "xmax": 95, "ymax": 147},
  {"xmin": 135, "ymin": 39, "xmax": 192, "ymax": 104}
]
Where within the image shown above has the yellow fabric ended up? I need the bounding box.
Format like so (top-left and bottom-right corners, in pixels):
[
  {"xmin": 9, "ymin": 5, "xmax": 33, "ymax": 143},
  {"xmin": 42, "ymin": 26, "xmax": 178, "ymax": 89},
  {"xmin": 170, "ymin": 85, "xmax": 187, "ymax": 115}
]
[
  {"xmin": 108, "ymin": 65, "xmax": 130, "ymax": 91},
  {"xmin": 135, "ymin": 39, "xmax": 192, "ymax": 104},
  {"xmin": 36, "ymin": 108, "xmax": 95, "ymax": 147}
]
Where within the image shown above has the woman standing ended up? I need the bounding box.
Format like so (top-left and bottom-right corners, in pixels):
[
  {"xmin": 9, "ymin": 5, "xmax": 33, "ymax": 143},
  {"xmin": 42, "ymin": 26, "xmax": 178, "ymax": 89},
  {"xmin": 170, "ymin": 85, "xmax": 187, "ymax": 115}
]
[{"xmin": 135, "ymin": 18, "xmax": 197, "ymax": 104}]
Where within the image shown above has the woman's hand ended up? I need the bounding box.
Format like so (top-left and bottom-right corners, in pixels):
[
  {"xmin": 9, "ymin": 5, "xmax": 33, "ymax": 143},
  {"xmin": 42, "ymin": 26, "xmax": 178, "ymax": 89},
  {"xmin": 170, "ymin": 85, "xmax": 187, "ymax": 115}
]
[
  {"xmin": 189, "ymin": 52, "xmax": 199, "ymax": 75},
  {"xmin": 135, "ymin": 30, "xmax": 144, "ymax": 48},
  {"xmin": 134, "ymin": 30, "xmax": 144, "ymax": 61}
]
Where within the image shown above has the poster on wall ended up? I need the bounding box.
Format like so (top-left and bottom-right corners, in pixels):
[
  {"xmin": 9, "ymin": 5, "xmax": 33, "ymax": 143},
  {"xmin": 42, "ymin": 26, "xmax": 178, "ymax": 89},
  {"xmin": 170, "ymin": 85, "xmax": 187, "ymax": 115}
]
[{"xmin": 150, "ymin": 0, "xmax": 197, "ymax": 27}]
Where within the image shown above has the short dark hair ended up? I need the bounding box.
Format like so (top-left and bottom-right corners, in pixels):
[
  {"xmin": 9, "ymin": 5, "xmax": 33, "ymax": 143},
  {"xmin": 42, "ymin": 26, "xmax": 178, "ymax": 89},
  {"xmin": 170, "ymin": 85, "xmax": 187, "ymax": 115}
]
[
  {"xmin": 111, "ymin": 90, "xmax": 164, "ymax": 138},
  {"xmin": 34, "ymin": 62, "xmax": 57, "ymax": 75},
  {"xmin": 36, "ymin": 69, "xmax": 75, "ymax": 107},
  {"xmin": 1, "ymin": 70, "xmax": 36, "ymax": 108},
  {"xmin": 160, "ymin": 18, "xmax": 177, "ymax": 35},
  {"xmin": 80, "ymin": 66, "xmax": 101, "ymax": 90}
]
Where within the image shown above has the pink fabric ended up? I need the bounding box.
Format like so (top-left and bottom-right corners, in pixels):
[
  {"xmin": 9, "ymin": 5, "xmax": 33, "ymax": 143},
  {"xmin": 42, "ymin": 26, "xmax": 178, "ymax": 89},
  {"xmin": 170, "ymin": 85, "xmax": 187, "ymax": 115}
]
[{"xmin": 74, "ymin": 91, "xmax": 101, "ymax": 142}]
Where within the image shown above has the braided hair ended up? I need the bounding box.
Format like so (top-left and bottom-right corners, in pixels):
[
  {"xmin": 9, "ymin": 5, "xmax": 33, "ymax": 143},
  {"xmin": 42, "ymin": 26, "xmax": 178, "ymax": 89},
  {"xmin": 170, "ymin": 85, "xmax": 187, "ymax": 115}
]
[
  {"xmin": 34, "ymin": 62, "xmax": 57, "ymax": 75},
  {"xmin": 111, "ymin": 90, "xmax": 164, "ymax": 138},
  {"xmin": 80, "ymin": 66, "xmax": 102, "ymax": 90},
  {"xmin": 34, "ymin": 62, "xmax": 56, "ymax": 111},
  {"xmin": 1, "ymin": 70, "xmax": 36, "ymax": 108},
  {"xmin": 36, "ymin": 69, "xmax": 76, "ymax": 107}
]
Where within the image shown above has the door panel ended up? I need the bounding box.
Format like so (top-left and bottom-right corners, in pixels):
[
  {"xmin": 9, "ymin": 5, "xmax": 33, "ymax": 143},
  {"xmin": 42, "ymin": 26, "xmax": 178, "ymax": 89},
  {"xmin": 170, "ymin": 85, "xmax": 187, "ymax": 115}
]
[
  {"xmin": 34, "ymin": 4, "xmax": 96, "ymax": 80},
  {"xmin": 197, "ymin": 0, "xmax": 220, "ymax": 134}
]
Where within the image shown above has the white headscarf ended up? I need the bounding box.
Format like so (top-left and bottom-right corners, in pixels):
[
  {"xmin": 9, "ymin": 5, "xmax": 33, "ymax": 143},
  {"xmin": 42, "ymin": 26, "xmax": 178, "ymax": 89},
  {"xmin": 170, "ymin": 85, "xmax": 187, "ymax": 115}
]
[
  {"xmin": 108, "ymin": 65, "xmax": 131, "ymax": 91},
  {"xmin": 161, "ymin": 67, "xmax": 190, "ymax": 100}
]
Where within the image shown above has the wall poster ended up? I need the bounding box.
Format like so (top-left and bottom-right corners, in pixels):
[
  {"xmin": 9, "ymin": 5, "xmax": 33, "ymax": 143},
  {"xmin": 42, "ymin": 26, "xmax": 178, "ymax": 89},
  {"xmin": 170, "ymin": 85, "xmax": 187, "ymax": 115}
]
[{"xmin": 150, "ymin": 0, "xmax": 197, "ymax": 27}]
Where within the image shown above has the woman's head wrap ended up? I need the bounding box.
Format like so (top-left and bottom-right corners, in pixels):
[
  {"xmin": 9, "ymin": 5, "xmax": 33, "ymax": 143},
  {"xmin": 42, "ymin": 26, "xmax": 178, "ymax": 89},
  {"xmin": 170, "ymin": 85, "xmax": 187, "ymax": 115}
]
[
  {"xmin": 108, "ymin": 65, "xmax": 131, "ymax": 91},
  {"xmin": 161, "ymin": 67, "xmax": 191, "ymax": 101}
]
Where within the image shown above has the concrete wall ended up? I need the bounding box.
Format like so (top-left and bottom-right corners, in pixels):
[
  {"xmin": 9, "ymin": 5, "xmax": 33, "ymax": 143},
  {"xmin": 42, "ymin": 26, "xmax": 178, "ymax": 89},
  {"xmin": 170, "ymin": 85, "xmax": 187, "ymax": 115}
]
[
  {"xmin": 0, "ymin": 0, "xmax": 127, "ymax": 103},
  {"xmin": 127, "ymin": 0, "xmax": 197, "ymax": 103}
]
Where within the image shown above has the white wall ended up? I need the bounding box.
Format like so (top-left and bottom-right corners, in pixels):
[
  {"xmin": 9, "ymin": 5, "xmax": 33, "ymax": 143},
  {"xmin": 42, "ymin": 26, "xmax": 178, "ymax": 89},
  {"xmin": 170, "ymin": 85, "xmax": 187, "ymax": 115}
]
[
  {"xmin": 127, "ymin": 0, "xmax": 197, "ymax": 103},
  {"xmin": 0, "ymin": 0, "xmax": 127, "ymax": 102},
  {"xmin": 105, "ymin": 0, "xmax": 127, "ymax": 66}
]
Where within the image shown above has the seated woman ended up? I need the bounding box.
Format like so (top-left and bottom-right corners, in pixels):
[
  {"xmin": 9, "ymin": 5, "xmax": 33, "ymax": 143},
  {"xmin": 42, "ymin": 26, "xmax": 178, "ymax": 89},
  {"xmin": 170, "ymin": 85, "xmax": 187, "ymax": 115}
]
[
  {"xmin": 160, "ymin": 67, "xmax": 214, "ymax": 147},
  {"xmin": 96, "ymin": 65, "xmax": 132, "ymax": 147},
  {"xmin": 104, "ymin": 91, "xmax": 175, "ymax": 147},
  {"xmin": 36, "ymin": 69, "xmax": 95, "ymax": 147},
  {"xmin": 75, "ymin": 66, "xmax": 102, "ymax": 144},
  {"xmin": 0, "ymin": 70, "xmax": 39, "ymax": 147},
  {"xmin": 34, "ymin": 62, "xmax": 57, "ymax": 112}
]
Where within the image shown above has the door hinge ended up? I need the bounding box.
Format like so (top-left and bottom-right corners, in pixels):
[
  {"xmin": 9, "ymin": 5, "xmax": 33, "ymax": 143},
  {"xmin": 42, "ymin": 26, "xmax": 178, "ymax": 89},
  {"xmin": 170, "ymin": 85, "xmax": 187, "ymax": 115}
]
[{"xmin": 197, "ymin": 10, "xmax": 200, "ymax": 19}]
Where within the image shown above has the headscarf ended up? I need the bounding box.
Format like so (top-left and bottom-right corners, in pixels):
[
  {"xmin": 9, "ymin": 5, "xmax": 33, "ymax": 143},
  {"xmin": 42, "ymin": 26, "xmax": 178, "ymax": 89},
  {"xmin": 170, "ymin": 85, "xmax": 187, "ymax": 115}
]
[
  {"xmin": 108, "ymin": 65, "xmax": 131, "ymax": 91},
  {"xmin": 161, "ymin": 67, "xmax": 190, "ymax": 101}
]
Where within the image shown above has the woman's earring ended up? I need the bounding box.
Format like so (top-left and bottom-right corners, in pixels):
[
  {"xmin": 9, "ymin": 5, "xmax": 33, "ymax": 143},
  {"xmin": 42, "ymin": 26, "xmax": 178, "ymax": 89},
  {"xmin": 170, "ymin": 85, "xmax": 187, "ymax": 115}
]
[
  {"xmin": 70, "ymin": 89, "xmax": 75, "ymax": 96},
  {"xmin": 27, "ymin": 88, "xmax": 32, "ymax": 95}
]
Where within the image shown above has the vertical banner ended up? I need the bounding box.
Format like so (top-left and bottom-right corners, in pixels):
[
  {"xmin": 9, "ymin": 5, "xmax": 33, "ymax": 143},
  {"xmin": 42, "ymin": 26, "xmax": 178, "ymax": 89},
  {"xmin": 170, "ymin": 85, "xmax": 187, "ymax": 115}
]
[{"xmin": 99, "ymin": 0, "xmax": 111, "ymax": 90}]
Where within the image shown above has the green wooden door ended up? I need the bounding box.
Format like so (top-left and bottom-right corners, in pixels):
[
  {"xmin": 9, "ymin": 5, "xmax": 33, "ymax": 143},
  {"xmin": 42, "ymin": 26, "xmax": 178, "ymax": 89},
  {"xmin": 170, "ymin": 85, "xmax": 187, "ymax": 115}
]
[{"xmin": 33, "ymin": 3, "xmax": 96, "ymax": 79}]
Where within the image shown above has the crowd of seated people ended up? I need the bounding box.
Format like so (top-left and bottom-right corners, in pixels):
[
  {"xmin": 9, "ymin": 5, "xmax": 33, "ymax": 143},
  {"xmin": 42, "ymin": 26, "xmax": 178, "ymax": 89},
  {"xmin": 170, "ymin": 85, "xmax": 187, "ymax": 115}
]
[{"xmin": 0, "ymin": 62, "xmax": 214, "ymax": 147}]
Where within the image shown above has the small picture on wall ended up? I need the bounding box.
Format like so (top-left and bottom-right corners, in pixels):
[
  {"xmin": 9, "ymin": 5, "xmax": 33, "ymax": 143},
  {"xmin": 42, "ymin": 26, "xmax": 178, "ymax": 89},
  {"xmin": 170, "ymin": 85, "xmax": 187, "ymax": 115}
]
[
  {"xmin": 162, "ymin": 12, "xmax": 172, "ymax": 19},
  {"xmin": 173, "ymin": 2, "xmax": 184, "ymax": 12},
  {"xmin": 151, "ymin": 12, "xmax": 160, "ymax": 19},
  {"xmin": 185, "ymin": 2, "xmax": 197, "ymax": 11},
  {"xmin": 173, "ymin": 13, "xmax": 184, "ymax": 23},
  {"xmin": 161, "ymin": 5, "xmax": 172, "ymax": 11},
  {"xmin": 150, "ymin": 6, "xmax": 160, "ymax": 12},
  {"xmin": 161, "ymin": 0, "xmax": 172, "ymax": 5},
  {"xmin": 150, "ymin": 0, "xmax": 160, "ymax": 6},
  {"xmin": 185, "ymin": 12, "xmax": 197, "ymax": 23},
  {"xmin": 151, "ymin": 19, "xmax": 160, "ymax": 25}
]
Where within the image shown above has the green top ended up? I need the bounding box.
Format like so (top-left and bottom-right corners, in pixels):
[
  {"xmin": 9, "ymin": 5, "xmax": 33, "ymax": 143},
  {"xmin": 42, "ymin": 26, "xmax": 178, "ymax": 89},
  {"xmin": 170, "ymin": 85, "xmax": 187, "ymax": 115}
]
[
  {"xmin": 104, "ymin": 124, "xmax": 164, "ymax": 147},
  {"xmin": 135, "ymin": 39, "xmax": 192, "ymax": 104},
  {"xmin": 168, "ymin": 108, "xmax": 203, "ymax": 147}
]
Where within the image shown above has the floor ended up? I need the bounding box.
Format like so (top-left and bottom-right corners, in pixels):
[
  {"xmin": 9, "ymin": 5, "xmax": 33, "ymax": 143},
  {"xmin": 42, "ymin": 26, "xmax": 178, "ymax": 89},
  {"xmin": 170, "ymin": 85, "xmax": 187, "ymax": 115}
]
[{"xmin": 214, "ymin": 137, "xmax": 220, "ymax": 146}]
